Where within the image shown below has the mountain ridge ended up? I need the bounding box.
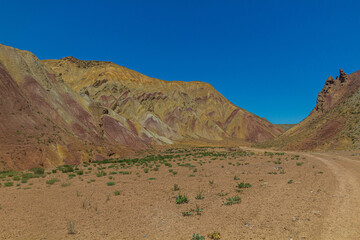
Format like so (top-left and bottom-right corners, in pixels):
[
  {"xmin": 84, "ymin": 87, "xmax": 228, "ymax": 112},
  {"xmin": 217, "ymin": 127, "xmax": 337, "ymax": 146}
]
[
  {"xmin": 42, "ymin": 55, "xmax": 283, "ymax": 143},
  {"xmin": 0, "ymin": 44, "xmax": 283, "ymax": 170}
]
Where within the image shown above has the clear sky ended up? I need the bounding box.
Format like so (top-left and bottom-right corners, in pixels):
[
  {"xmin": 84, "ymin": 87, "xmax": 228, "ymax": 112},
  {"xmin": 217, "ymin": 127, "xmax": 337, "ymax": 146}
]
[{"xmin": 1, "ymin": 0, "xmax": 360, "ymax": 124}]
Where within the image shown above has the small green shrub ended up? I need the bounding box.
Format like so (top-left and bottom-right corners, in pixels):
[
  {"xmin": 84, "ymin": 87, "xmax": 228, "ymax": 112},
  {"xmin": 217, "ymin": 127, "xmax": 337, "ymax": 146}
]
[
  {"xmin": 182, "ymin": 210, "xmax": 192, "ymax": 216},
  {"xmin": 191, "ymin": 233, "xmax": 205, "ymax": 240},
  {"xmin": 68, "ymin": 173, "xmax": 76, "ymax": 179},
  {"xmin": 183, "ymin": 205, "xmax": 203, "ymax": 216},
  {"xmin": 31, "ymin": 167, "xmax": 45, "ymax": 175},
  {"xmin": 176, "ymin": 193, "xmax": 189, "ymax": 204},
  {"xmin": 165, "ymin": 163, "xmax": 172, "ymax": 167},
  {"xmin": 46, "ymin": 178, "xmax": 59, "ymax": 185},
  {"xmin": 217, "ymin": 192, "xmax": 228, "ymax": 196},
  {"xmin": 195, "ymin": 189, "xmax": 204, "ymax": 200},
  {"xmin": 96, "ymin": 171, "xmax": 106, "ymax": 177},
  {"xmin": 4, "ymin": 182, "xmax": 13, "ymax": 187},
  {"xmin": 236, "ymin": 182, "xmax": 252, "ymax": 188},
  {"xmin": 106, "ymin": 182, "xmax": 115, "ymax": 186},
  {"xmin": 223, "ymin": 195, "xmax": 241, "ymax": 205},
  {"xmin": 172, "ymin": 184, "xmax": 179, "ymax": 191},
  {"xmin": 13, "ymin": 176, "xmax": 20, "ymax": 181}
]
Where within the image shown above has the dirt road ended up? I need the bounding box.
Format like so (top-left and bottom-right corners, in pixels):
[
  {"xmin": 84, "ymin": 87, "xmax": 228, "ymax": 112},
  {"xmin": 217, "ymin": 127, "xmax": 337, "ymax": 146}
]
[{"xmin": 304, "ymin": 152, "xmax": 360, "ymax": 239}]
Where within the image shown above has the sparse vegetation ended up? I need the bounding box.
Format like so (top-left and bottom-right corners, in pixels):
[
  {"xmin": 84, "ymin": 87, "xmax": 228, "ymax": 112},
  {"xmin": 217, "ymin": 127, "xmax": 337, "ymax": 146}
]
[
  {"xmin": 217, "ymin": 192, "xmax": 228, "ymax": 196},
  {"xmin": 195, "ymin": 189, "xmax": 204, "ymax": 200},
  {"xmin": 46, "ymin": 178, "xmax": 59, "ymax": 185},
  {"xmin": 96, "ymin": 171, "xmax": 106, "ymax": 177},
  {"xmin": 4, "ymin": 182, "xmax": 13, "ymax": 187},
  {"xmin": 173, "ymin": 184, "xmax": 180, "ymax": 191},
  {"xmin": 236, "ymin": 182, "xmax": 252, "ymax": 188},
  {"xmin": 31, "ymin": 167, "xmax": 45, "ymax": 175},
  {"xmin": 176, "ymin": 193, "xmax": 189, "ymax": 204},
  {"xmin": 223, "ymin": 195, "xmax": 241, "ymax": 205},
  {"xmin": 192, "ymin": 233, "xmax": 205, "ymax": 240},
  {"xmin": 0, "ymin": 147, "xmax": 333, "ymax": 238}
]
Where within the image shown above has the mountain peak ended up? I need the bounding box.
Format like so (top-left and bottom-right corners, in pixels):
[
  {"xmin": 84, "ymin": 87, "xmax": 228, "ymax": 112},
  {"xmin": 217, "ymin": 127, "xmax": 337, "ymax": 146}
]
[
  {"xmin": 339, "ymin": 69, "xmax": 348, "ymax": 83},
  {"xmin": 61, "ymin": 56, "xmax": 78, "ymax": 62}
]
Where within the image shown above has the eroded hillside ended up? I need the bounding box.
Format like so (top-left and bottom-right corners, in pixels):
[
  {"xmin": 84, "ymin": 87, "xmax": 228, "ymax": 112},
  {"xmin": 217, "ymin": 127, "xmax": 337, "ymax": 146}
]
[
  {"xmin": 42, "ymin": 57, "xmax": 283, "ymax": 144},
  {"xmin": 260, "ymin": 69, "xmax": 360, "ymax": 150},
  {"xmin": 0, "ymin": 43, "xmax": 283, "ymax": 170},
  {"xmin": 0, "ymin": 45, "xmax": 138, "ymax": 170}
]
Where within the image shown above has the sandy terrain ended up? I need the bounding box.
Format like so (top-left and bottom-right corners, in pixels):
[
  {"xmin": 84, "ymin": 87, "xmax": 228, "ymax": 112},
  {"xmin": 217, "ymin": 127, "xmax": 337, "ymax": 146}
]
[{"xmin": 0, "ymin": 147, "xmax": 359, "ymax": 239}]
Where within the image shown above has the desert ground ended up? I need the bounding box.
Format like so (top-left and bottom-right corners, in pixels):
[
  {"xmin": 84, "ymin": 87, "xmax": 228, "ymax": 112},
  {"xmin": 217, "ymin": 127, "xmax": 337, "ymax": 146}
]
[{"xmin": 0, "ymin": 147, "xmax": 359, "ymax": 240}]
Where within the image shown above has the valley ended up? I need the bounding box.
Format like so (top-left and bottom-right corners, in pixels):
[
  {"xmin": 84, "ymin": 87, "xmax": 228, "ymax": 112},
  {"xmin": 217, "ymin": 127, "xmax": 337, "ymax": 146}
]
[{"xmin": 1, "ymin": 147, "xmax": 359, "ymax": 239}]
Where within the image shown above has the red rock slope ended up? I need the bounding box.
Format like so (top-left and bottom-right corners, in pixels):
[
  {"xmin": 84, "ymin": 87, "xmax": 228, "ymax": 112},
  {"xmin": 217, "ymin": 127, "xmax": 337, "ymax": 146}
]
[{"xmin": 260, "ymin": 69, "xmax": 360, "ymax": 150}]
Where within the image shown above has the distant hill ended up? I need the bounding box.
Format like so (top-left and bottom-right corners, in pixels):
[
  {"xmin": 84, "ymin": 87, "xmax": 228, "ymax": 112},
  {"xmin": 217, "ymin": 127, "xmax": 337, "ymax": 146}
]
[{"xmin": 276, "ymin": 124, "xmax": 296, "ymax": 131}]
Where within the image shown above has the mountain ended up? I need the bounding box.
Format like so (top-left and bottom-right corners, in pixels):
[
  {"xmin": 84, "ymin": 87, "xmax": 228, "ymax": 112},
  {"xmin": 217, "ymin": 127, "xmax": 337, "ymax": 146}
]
[
  {"xmin": 276, "ymin": 124, "xmax": 296, "ymax": 131},
  {"xmin": 42, "ymin": 56, "xmax": 283, "ymax": 144},
  {"xmin": 0, "ymin": 44, "xmax": 138, "ymax": 170},
  {"xmin": 260, "ymin": 69, "xmax": 360, "ymax": 150},
  {"xmin": 0, "ymin": 43, "xmax": 283, "ymax": 170}
]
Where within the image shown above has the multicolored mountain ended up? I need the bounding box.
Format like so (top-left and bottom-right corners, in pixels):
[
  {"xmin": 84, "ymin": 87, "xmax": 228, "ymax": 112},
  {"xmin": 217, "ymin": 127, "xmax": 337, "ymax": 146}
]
[{"xmin": 0, "ymin": 44, "xmax": 283, "ymax": 170}]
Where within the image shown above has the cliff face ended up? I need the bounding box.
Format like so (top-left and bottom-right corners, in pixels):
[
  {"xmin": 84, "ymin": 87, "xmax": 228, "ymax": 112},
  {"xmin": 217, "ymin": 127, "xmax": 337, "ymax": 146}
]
[
  {"xmin": 261, "ymin": 69, "xmax": 360, "ymax": 150},
  {"xmin": 42, "ymin": 57, "xmax": 283, "ymax": 145},
  {"xmin": 0, "ymin": 44, "xmax": 283, "ymax": 170}
]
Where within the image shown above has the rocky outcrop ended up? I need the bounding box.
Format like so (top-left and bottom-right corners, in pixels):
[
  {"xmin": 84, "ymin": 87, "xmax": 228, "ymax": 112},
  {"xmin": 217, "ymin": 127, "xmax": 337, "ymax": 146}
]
[
  {"xmin": 314, "ymin": 69, "xmax": 360, "ymax": 113},
  {"xmin": 261, "ymin": 69, "xmax": 360, "ymax": 150}
]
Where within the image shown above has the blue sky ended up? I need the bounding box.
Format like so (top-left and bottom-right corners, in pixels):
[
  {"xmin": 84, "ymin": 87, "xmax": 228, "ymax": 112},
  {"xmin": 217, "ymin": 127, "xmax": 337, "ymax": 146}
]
[{"xmin": 1, "ymin": 0, "xmax": 360, "ymax": 124}]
